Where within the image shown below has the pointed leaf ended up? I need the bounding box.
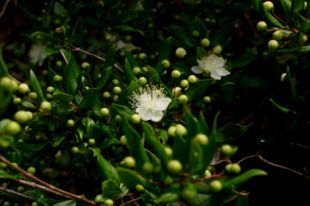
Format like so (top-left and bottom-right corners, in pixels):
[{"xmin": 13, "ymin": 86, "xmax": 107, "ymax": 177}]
[
  {"xmin": 223, "ymin": 169, "xmax": 267, "ymax": 189},
  {"xmin": 29, "ymin": 70, "xmax": 44, "ymax": 101},
  {"xmin": 0, "ymin": 44, "xmax": 8, "ymax": 77},
  {"xmin": 63, "ymin": 51, "xmax": 81, "ymax": 94}
]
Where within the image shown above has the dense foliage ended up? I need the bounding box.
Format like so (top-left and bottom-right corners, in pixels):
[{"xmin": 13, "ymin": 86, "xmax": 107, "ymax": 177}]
[{"xmin": 0, "ymin": 0, "xmax": 309, "ymax": 205}]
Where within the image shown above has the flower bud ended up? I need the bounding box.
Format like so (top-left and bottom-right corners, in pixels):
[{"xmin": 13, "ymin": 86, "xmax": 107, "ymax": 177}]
[
  {"xmin": 212, "ymin": 45, "xmax": 222, "ymax": 54},
  {"xmin": 171, "ymin": 69, "xmax": 181, "ymax": 78},
  {"xmin": 194, "ymin": 133, "xmax": 209, "ymax": 145},
  {"xmin": 175, "ymin": 47, "xmax": 187, "ymax": 58},
  {"xmin": 268, "ymin": 39, "xmax": 279, "ymax": 49},
  {"xmin": 161, "ymin": 59, "xmax": 171, "ymax": 68},
  {"xmin": 180, "ymin": 79, "xmax": 189, "ymax": 88},
  {"xmin": 192, "ymin": 30, "xmax": 200, "ymax": 37},
  {"xmin": 175, "ymin": 124, "xmax": 187, "ymax": 136},
  {"xmin": 81, "ymin": 62, "xmax": 90, "ymax": 69},
  {"xmin": 200, "ymin": 38, "xmax": 210, "ymax": 47},
  {"xmin": 14, "ymin": 110, "xmax": 32, "ymax": 123},
  {"xmin": 263, "ymin": 1, "xmax": 274, "ymax": 11},
  {"xmin": 71, "ymin": 146, "xmax": 80, "ymax": 154},
  {"xmin": 188, "ymin": 75, "xmax": 198, "ymax": 84},
  {"xmin": 102, "ymin": 91, "xmax": 111, "ymax": 98},
  {"xmin": 221, "ymin": 144, "xmax": 237, "ymax": 157},
  {"xmin": 138, "ymin": 52, "xmax": 147, "ymax": 59},
  {"xmin": 53, "ymin": 75, "xmax": 63, "ymax": 82},
  {"xmin": 280, "ymin": 73, "xmax": 287, "ymax": 82},
  {"xmin": 18, "ymin": 83, "xmax": 30, "ymax": 94},
  {"xmin": 133, "ymin": 66, "xmax": 141, "ymax": 74},
  {"xmin": 203, "ymin": 96, "xmax": 211, "ymax": 103},
  {"xmin": 136, "ymin": 184, "xmax": 145, "ymax": 192},
  {"xmin": 46, "ymin": 86, "xmax": 55, "ymax": 93},
  {"xmin": 88, "ymin": 138, "xmax": 96, "ymax": 145},
  {"xmin": 164, "ymin": 146, "xmax": 173, "ymax": 156},
  {"xmin": 256, "ymin": 21, "xmax": 267, "ymax": 31},
  {"xmin": 100, "ymin": 107, "xmax": 110, "ymax": 116},
  {"xmin": 272, "ymin": 30, "xmax": 284, "ymax": 41},
  {"xmin": 122, "ymin": 156, "xmax": 136, "ymax": 168},
  {"xmin": 209, "ymin": 180, "xmax": 222, "ymax": 192},
  {"xmin": 167, "ymin": 160, "xmax": 183, "ymax": 174},
  {"xmin": 299, "ymin": 33, "xmax": 308, "ymax": 44},
  {"xmin": 178, "ymin": 94, "xmax": 188, "ymax": 104},
  {"xmin": 40, "ymin": 101, "xmax": 52, "ymax": 112},
  {"xmin": 27, "ymin": 166, "xmax": 36, "ymax": 174},
  {"xmin": 138, "ymin": 77, "xmax": 147, "ymax": 85},
  {"xmin": 130, "ymin": 114, "xmax": 141, "ymax": 124},
  {"xmin": 168, "ymin": 125, "xmax": 176, "ymax": 136},
  {"xmin": 112, "ymin": 86, "xmax": 122, "ymax": 94},
  {"xmin": 143, "ymin": 162, "xmax": 154, "ymax": 173},
  {"xmin": 67, "ymin": 119, "xmax": 75, "ymax": 127},
  {"xmin": 104, "ymin": 199, "xmax": 114, "ymax": 206},
  {"xmin": 120, "ymin": 135, "xmax": 127, "ymax": 145},
  {"xmin": 6, "ymin": 121, "xmax": 21, "ymax": 135}
]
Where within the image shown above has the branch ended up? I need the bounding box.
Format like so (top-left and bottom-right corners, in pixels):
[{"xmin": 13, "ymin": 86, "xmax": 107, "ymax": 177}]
[
  {"xmin": 0, "ymin": 155, "xmax": 96, "ymax": 206},
  {"xmin": 0, "ymin": 186, "xmax": 32, "ymax": 200},
  {"xmin": 0, "ymin": 0, "xmax": 12, "ymax": 18}
]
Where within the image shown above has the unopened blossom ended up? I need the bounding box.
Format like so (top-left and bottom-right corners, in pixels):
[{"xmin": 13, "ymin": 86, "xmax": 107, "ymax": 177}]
[
  {"xmin": 28, "ymin": 43, "xmax": 47, "ymax": 66},
  {"xmin": 191, "ymin": 54, "xmax": 230, "ymax": 80},
  {"xmin": 130, "ymin": 85, "xmax": 171, "ymax": 122}
]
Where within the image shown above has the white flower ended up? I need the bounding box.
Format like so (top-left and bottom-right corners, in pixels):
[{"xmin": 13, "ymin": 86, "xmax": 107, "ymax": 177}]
[
  {"xmin": 130, "ymin": 85, "xmax": 171, "ymax": 122},
  {"xmin": 28, "ymin": 43, "xmax": 47, "ymax": 66},
  {"xmin": 191, "ymin": 54, "xmax": 230, "ymax": 80}
]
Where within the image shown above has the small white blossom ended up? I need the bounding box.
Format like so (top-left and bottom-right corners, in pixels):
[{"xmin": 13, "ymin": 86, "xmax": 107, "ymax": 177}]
[
  {"xmin": 28, "ymin": 43, "xmax": 47, "ymax": 66},
  {"xmin": 191, "ymin": 54, "xmax": 230, "ymax": 80},
  {"xmin": 130, "ymin": 85, "xmax": 171, "ymax": 122}
]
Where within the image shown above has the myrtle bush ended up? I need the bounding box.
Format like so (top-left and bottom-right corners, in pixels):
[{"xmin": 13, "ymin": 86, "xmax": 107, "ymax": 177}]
[{"xmin": 0, "ymin": 0, "xmax": 309, "ymax": 206}]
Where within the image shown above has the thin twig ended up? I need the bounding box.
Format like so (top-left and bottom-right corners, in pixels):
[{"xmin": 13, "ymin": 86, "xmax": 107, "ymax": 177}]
[
  {"xmin": 0, "ymin": 0, "xmax": 12, "ymax": 18},
  {"xmin": 291, "ymin": 142, "xmax": 310, "ymax": 150},
  {"xmin": 69, "ymin": 45, "xmax": 123, "ymax": 72},
  {"xmin": 60, "ymin": 49, "xmax": 69, "ymax": 64},
  {"xmin": 257, "ymin": 154, "xmax": 304, "ymax": 177},
  {"xmin": 120, "ymin": 196, "xmax": 142, "ymax": 206},
  {"xmin": 237, "ymin": 154, "xmax": 257, "ymax": 164},
  {"xmin": 0, "ymin": 155, "xmax": 96, "ymax": 206},
  {"xmin": 0, "ymin": 186, "xmax": 33, "ymax": 200}
]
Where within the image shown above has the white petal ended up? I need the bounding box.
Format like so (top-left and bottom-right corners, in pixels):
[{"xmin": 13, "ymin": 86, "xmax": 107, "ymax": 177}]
[
  {"xmin": 191, "ymin": 65, "xmax": 203, "ymax": 74},
  {"xmin": 214, "ymin": 68, "xmax": 230, "ymax": 76},
  {"xmin": 150, "ymin": 110, "xmax": 164, "ymax": 122},
  {"xmin": 136, "ymin": 107, "xmax": 152, "ymax": 121},
  {"xmin": 155, "ymin": 97, "xmax": 171, "ymax": 110},
  {"xmin": 210, "ymin": 72, "xmax": 222, "ymax": 80}
]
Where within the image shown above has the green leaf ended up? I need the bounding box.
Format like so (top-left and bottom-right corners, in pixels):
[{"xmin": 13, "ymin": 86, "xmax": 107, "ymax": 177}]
[
  {"xmin": 53, "ymin": 200, "xmax": 76, "ymax": 206},
  {"xmin": 0, "ymin": 169, "xmax": 19, "ymax": 179},
  {"xmin": 101, "ymin": 179, "xmax": 121, "ymax": 198},
  {"xmin": 90, "ymin": 148, "xmax": 120, "ymax": 183},
  {"xmin": 234, "ymin": 196, "xmax": 250, "ymax": 206},
  {"xmin": 153, "ymin": 192, "xmax": 179, "ymax": 204},
  {"xmin": 186, "ymin": 80, "xmax": 212, "ymax": 101},
  {"xmin": 0, "ymin": 44, "xmax": 8, "ymax": 77},
  {"xmin": 286, "ymin": 66, "xmax": 297, "ymax": 100},
  {"xmin": 279, "ymin": 0, "xmax": 292, "ymax": 18},
  {"xmin": 291, "ymin": 0, "xmax": 305, "ymax": 14},
  {"xmin": 223, "ymin": 169, "xmax": 267, "ymax": 189},
  {"xmin": 189, "ymin": 139, "xmax": 204, "ymax": 173},
  {"xmin": 53, "ymin": 2, "xmax": 68, "ymax": 17},
  {"xmin": 15, "ymin": 142, "xmax": 47, "ymax": 152},
  {"xmin": 62, "ymin": 50, "xmax": 81, "ymax": 94},
  {"xmin": 141, "ymin": 122, "xmax": 169, "ymax": 167},
  {"xmin": 122, "ymin": 119, "xmax": 149, "ymax": 170},
  {"xmin": 158, "ymin": 37, "xmax": 172, "ymax": 61},
  {"xmin": 269, "ymin": 98, "xmax": 296, "ymax": 114},
  {"xmin": 44, "ymin": 47, "xmax": 60, "ymax": 57},
  {"xmin": 29, "ymin": 70, "xmax": 44, "ymax": 101},
  {"xmin": 97, "ymin": 66, "xmax": 113, "ymax": 89},
  {"xmin": 78, "ymin": 88, "xmax": 100, "ymax": 109},
  {"xmin": 259, "ymin": 0, "xmax": 284, "ymax": 28}
]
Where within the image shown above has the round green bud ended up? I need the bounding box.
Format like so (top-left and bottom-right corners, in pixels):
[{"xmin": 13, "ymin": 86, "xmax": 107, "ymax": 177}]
[
  {"xmin": 31, "ymin": 202, "xmax": 38, "ymax": 206},
  {"xmin": 104, "ymin": 199, "xmax": 114, "ymax": 206},
  {"xmin": 27, "ymin": 166, "xmax": 36, "ymax": 174},
  {"xmin": 3, "ymin": 201, "xmax": 10, "ymax": 206},
  {"xmin": 28, "ymin": 92, "xmax": 38, "ymax": 99},
  {"xmin": 280, "ymin": 73, "xmax": 287, "ymax": 82},
  {"xmin": 100, "ymin": 107, "xmax": 110, "ymax": 116},
  {"xmin": 203, "ymin": 96, "xmax": 211, "ymax": 103},
  {"xmin": 0, "ymin": 162, "xmax": 7, "ymax": 168},
  {"xmin": 268, "ymin": 39, "xmax": 279, "ymax": 49},
  {"xmin": 0, "ymin": 77, "xmax": 11, "ymax": 88},
  {"xmin": 263, "ymin": 1, "xmax": 274, "ymax": 11},
  {"xmin": 175, "ymin": 124, "xmax": 187, "ymax": 136},
  {"xmin": 113, "ymin": 95, "xmax": 119, "ymax": 101},
  {"xmin": 161, "ymin": 59, "xmax": 171, "ymax": 68},
  {"xmin": 88, "ymin": 138, "xmax": 96, "ymax": 145},
  {"xmin": 40, "ymin": 101, "xmax": 52, "ymax": 112},
  {"xmin": 138, "ymin": 52, "xmax": 147, "ymax": 59},
  {"xmin": 53, "ymin": 75, "xmax": 63, "ymax": 82},
  {"xmin": 192, "ymin": 30, "xmax": 200, "ymax": 37},
  {"xmin": 112, "ymin": 86, "xmax": 122, "ymax": 94},
  {"xmin": 130, "ymin": 114, "xmax": 141, "ymax": 124},
  {"xmin": 120, "ymin": 135, "xmax": 127, "ymax": 145},
  {"xmin": 46, "ymin": 93, "xmax": 53, "ymax": 99},
  {"xmin": 168, "ymin": 125, "xmax": 176, "ymax": 136},
  {"xmin": 46, "ymin": 86, "xmax": 55, "ymax": 93},
  {"xmin": 188, "ymin": 75, "xmax": 198, "ymax": 84},
  {"xmin": 17, "ymin": 186, "xmax": 24, "ymax": 192},
  {"xmin": 164, "ymin": 146, "xmax": 173, "ymax": 156},
  {"xmin": 136, "ymin": 184, "xmax": 145, "ymax": 192},
  {"xmin": 71, "ymin": 146, "xmax": 80, "ymax": 154},
  {"xmin": 18, "ymin": 83, "xmax": 30, "ymax": 94},
  {"xmin": 138, "ymin": 76, "xmax": 147, "ymax": 85},
  {"xmin": 122, "ymin": 156, "xmax": 136, "ymax": 168},
  {"xmin": 204, "ymin": 169, "xmax": 212, "ymax": 177},
  {"xmin": 256, "ymin": 21, "xmax": 267, "ymax": 31},
  {"xmin": 13, "ymin": 97, "xmax": 22, "ymax": 104},
  {"xmin": 209, "ymin": 180, "xmax": 222, "ymax": 192},
  {"xmin": 81, "ymin": 62, "xmax": 90, "ymax": 69},
  {"xmin": 175, "ymin": 47, "xmax": 187, "ymax": 58},
  {"xmin": 178, "ymin": 94, "xmax": 188, "ymax": 104},
  {"xmin": 112, "ymin": 79, "xmax": 120, "ymax": 85},
  {"xmin": 0, "ymin": 139, "xmax": 10, "ymax": 148},
  {"xmin": 182, "ymin": 184, "xmax": 197, "ymax": 200},
  {"xmin": 102, "ymin": 91, "xmax": 111, "ymax": 98},
  {"xmin": 14, "ymin": 110, "xmax": 32, "ymax": 123},
  {"xmin": 171, "ymin": 69, "xmax": 181, "ymax": 78},
  {"xmin": 143, "ymin": 162, "xmax": 154, "ymax": 173},
  {"xmin": 212, "ymin": 45, "xmax": 222, "ymax": 54},
  {"xmin": 133, "ymin": 66, "xmax": 141, "ymax": 74},
  {"xmin": 299, "ymin": 33, "xmax": 308, "ymax": 44},
  {"xmin": 221, "ymin": 144, "xmax": 236, "ymax": 157},
  {"xmin": 167, "ymin": 160, "xmax": 183, "ymax": 174},
  {"xmin": 230, "ymin": 163, "xmax": 241, "ymax": 174},
  {"xmin": 194, "ymin": 133, "xmax": 209, "ymax": 145},
  {"xmin": 200, "ymin": 38, "xmax": 210, "ymax": 47},
  {"xmin": 142, "ymin": 66, "xmax": 149, "ymax": 72},
  {"xmin": 94, "ymin": 194, "xmax": 104, "ymax": 202},
  {"xmin": 115, "ymin": 115, "xmax": 122, "ymax": 122},
  {"xmin": 225, "ymin": 163, "xmax": 233, "ymax": 173},
  {"xmin": 180, "ymin": 79, "xmax": 189, "ymax": 88},
  {"xmin": 272, "ymin": 30, "xmax": 284, "ymax": 41},
  {"xmin": 172, "ymin": 87, "xmax": 182, "ymax": 97},
  {"xmin": 56, "ymin": 60, "xmax": 63, "ymax": 67},
  {"xmin": 6, "ymin": 121, "xmax": 21, "ymax": 135},
  {"xmin": 66, "ymin": 119, "xmax": 75, "ymax": 127}
]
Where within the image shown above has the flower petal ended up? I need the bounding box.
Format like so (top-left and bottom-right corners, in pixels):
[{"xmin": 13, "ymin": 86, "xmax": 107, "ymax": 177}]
[
  {"xmin": 191, "ymin": 65, "xmax": 203, "ymax": 74},
  {"xmin": 210, "ymin": 72, "xmax": 222, "ymax": 80},
  {"xmin": 150, "ymin": 110, "xmax": 164, "ymax": 122},
  {"xmin": 155, "ymin": 97, "xmax": 171, "ymax": 110},
  {"xmin": 214, "ymin": 68, "xmax": 230, "ymax": 76},
  {"xmin": 136, "ymin": 107, "xmax": 152, "ymax": 121}
]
